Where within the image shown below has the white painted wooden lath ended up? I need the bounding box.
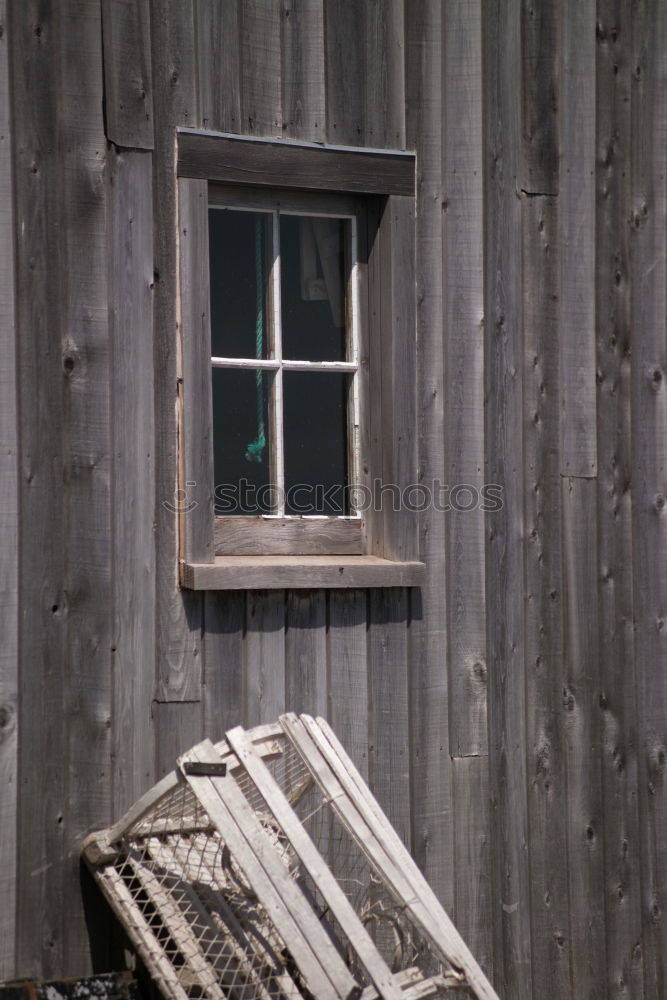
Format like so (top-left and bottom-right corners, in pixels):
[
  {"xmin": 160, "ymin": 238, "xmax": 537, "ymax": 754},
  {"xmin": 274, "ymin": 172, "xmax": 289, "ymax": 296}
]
[{"xmin": 83, "ymin": 716, "xmax": 499, "ymax": 1000}]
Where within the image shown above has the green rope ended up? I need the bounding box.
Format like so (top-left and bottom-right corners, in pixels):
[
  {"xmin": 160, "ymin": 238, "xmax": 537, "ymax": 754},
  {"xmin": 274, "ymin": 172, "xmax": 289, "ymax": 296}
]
[{"xmin": 245, "ymin": 216, "xmax": 266, "ymax": 463}]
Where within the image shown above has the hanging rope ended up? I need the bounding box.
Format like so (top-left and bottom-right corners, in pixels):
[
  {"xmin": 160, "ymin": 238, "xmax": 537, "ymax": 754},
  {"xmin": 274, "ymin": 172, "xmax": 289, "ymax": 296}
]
[{"xmin": 245, "ymin": 216, "xmax": 266, "ymax": 463}]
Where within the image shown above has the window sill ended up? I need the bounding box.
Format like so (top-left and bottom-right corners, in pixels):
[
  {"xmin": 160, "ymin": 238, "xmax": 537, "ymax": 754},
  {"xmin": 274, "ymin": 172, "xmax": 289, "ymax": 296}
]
[{"xmin": 181, "ymin": 555, "xmax": 425, "ymax": 590}]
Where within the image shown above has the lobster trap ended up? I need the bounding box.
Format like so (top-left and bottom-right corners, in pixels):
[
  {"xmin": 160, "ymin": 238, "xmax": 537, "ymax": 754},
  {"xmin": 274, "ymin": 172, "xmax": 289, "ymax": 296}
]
[{"xmin": 83, "ymin": 714, "xmax": 498, "ymax": 1000}]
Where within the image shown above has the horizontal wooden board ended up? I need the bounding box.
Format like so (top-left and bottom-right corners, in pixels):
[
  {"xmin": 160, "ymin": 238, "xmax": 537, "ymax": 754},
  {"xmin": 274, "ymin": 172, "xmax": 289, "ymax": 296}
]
[
  {"xmin": 214, "ymin": 517, "xmax": 363, "ymax": 555},
  {"xmin": 177, "ymin": 129, "xmax": 415, "ymax": 195},
  {"xmin": 182, "ymin": 555, "xmax": 425, "ymax": 589}
]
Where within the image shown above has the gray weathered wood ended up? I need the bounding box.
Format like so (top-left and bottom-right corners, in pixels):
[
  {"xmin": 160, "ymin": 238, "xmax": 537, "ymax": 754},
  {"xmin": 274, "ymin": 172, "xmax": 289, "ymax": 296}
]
[
  {"xmin": 404, "ymin": 0, "xmax": 452, "ymax": 910},
  {"xmin": 561, "ymin": 477, "xmax": 605, "ymax": 998},
  {"xmin": 0, "ymin": 0, "xmax": 17, "ymax": 977},
  {"xmin": 178, "ymin": 130, "xmax": 416, "ymax": 195},
  {"xmin": 363, "ymin": 0, "xmax": 405, "ymax": 149},
  {"xmin": 597, "ymin": 4, "xmax": 644, "ymax": 997},
  {"xmin": 215, "ymin": 517, "xmax": 363, "ymax": 556},
  {"xmin": 183, "ymin": 556, "xmax": 425, "ymax": 590},
  {"xmin": 179, "ymin": 176, "xmax": 214, "ymax": 564},
  {"xmin": 240, "ymin": 0, "xmax": 282, "ymax": 138},
  {"xmin": 520, "ymin": 0, "xmax": 559, "ymax": 195},
  {"xmin": 203, "ymin": 592, "xmax": 246, "ymax": 736},
  {"xmin": 108, "ymin": 146, "xmax": 156, "ymax": 815},
  {"xmin": 281, "ymin": 0, "xmax": 324, "ymax": 143},
  {"xmin": 151, "ymin": 0, "xmax": 203, "ymax": 702},
  {"xmin": 483, "ymin": 0, "xmax": 532, "ymax": 994},
  {"xmin": 285, "ymin": 591, "xmax": 327, "ymax": 716},
  {"xmin": 443, "ymin": 0, "xmax": 487, "ymax": 756},
  {"xmin": 452, "ymin": 758, "xmax": 492, "ymax": 983},
  {"xmin": 195, "ymin": 0, "xmax": 241, "ymax": 133},
  {"xmin": 245, "ymin": 591, "xmax": 286, "ymax": 725},
  {"xmin": 559, "ymin": 0, "xmax": 597, "ymax": 476},
  {"xmin": 102, "ymin": 0, "xmax": 153, "ymax": 148},
  {"xmin": 631, "ymin": 2, "xmax": 667, "ymax": 994},
  {"xmin": 327, "ymin": 591, "xmax": 369, "ymax": 781},
  {"xmin": 155, "ymin": 701, "xmax": 203, "ymax": 780},
  {"xmin": 324, "ymin": 0, "xmax": 364, "ymax": 145}
]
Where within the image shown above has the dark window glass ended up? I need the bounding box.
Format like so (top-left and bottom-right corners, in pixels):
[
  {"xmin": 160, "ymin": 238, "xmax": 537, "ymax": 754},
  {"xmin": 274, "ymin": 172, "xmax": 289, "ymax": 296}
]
[
  {"xmin": 283, "ymin": 372, "xmax": 349, "ymax": 515},
  {"xmin": 280, "ymin": 215, "xmax": 346, "ymax": 362},
  {"xmin": 209, "ymin": 209, "xmax": 270, "ymax": 359},
  {"xmin": 212, "ymin": 368, "xmax": 273, "ymax": 514}
]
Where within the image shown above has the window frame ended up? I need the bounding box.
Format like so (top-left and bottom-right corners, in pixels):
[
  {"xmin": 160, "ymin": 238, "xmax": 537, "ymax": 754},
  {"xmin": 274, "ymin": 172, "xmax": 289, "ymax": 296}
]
[{"xmin": 176, "ymin": 128, "xmax": 424, "ymax": 590}]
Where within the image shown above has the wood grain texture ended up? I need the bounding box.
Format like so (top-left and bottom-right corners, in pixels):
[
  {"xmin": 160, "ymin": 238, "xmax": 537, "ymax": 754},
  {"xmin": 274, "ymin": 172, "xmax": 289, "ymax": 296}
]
[
  {"xmin": 596, "ymin": 4, "xmax": 644, "ymax": 997},
  {"xmin": 245, "ymin": 591, "xmax": 286, "ymax": 725},
  {"xmin": 150, "ymin": 0, "xmax": 203, "ymax": 702},
  {"xmin": 285, "ymin": 591, "xmax": 327, "ymax": 716},
  {"xmin": 203, "ymin": 592, "xmax": 245, "ymax": 737},
  {"xmin": 324, "ymin": 0, "xmax": 364, "ymax": 145},
  {"xmin": 453, "ymin": 758, "xmax": 492, "ymax": 983},
  {"xmin": 364, "ymin": 0, "xmax": 405, "ymax": 149},
  {"xmin": 404, "ymin": 0, "xmax": 452, "ymax": 910},
  {"xmin": 562, "ymin": 477, "xmax": 605, "ymax": 999},
  {"xmin": 108, "ymin": 147, "xmax": 156, "ymax": 816},
  {"xmin": 194, "ymin": 0, "xmax": 241, "ymax": 133},
  {"xmin": 522, "ymin": 195, "xmax": 571, "ymax": 1000},
  {"xmin": 182, "ymin": 556, "xmax": 425, "ymax": 590},
  {"xmin": 368, "ymin": 590, "xmax": 410, "ymax": 850},
  {"xmin": 154, "ymin": 701, "xmax": 203, "ymax": 779},
  {"xmin": 483, "ymin": 0, "xmax": 532, "ymax": 994},
  {"xmin": 281, "ymin": 0, "xmax": 325, "ymax": 143},
  {"xmin": 215, "ymin": 516, "xmax": 363, "ymax": 556},
  {"xmin": 102, "ymin": 0, "xmax": 154, "ymax": 148},
  {"xmin": 443, "ymin": 0, "xmax": 487, "ymax": 757},
  {"xmin": 631, "ymin": 1, "xmax": 667, "ymax": 994},
  {"xmin": 327, "ymin": 590, "xmax": 369, "ymax": 781},
  {"xmin": 240, "ymin": 0, "xmax": 282, "ymax": 137},
  {"xmin": 559, "ymin": 0, "xmax": 597, "ymax": 476},
  {"xmin": 520, "ymin": 0, "xmax": 559, "ymax": 194},
  {"xmin": 0, "ymin": 0, "xmax": 17, "ymax": 977}
]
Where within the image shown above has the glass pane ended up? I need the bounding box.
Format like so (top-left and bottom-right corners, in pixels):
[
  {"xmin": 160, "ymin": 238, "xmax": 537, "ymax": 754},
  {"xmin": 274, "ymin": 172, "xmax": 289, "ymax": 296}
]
[
  {"xmin": 212, "ymin": 368, "xmax": 273, "ymax": 514},
  {"xmin": 209, "ymin": 209, "xmax": 270, "ymax": 359},
  {"xmin": 283, "ymin": 372, "xmax": 349, "ymax": 515},
  {"xmin": 280, "ymin": 215, "xmax": 347, "ymax": 361}
]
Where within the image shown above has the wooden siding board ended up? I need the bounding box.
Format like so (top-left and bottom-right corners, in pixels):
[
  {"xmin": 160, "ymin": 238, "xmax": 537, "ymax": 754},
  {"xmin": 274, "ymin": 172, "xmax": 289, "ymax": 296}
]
[
  {"xmin": 285, "ymin": 591, "xmax": 327, "ymax": 716},
  {"xmin": 203, "ymin": 592, "xmax": 246, "ymax": 737},
  {"xmin": 195, "ymin": 0, "xmax": 241, "ymax": 133},
  {"xmin": 324, "ymin": 0, "xmax": 364, "ymax": 145},
  {"xmin": 443, "ymin": 0, "xmax": 487, "ymax": 757},
  {"xmin": 327, "ymin": 591, "xmax": 369, "ymax": 782},
  {"xmin": 483, "ymin": 0, "xmax": 532, "ymax": 994},
  {"xmin": 281, "ymin": 0, "xmax": 325, "ymax": 143},
  {"xmin": 559, "ymin": 0, "xmax": 597, "ymax": 476},
  {"xmin": 0, "ymin": 0, "xmax": 17, "ymax": 977},
  {"xmin": 522, "ymin": 195, "xmax": 571, "ymax": 1000},
  {"xmin": 102, "ymin": 0, "xmax": 154, "ymax": 149},
  {"xmin": 452, "ymin": 758, "xmax": 492, "ymax": 983},
  {"xmin": 109, "ymin": 146, "xmax": 156, "ymax": 815},
  {"xmin": 154, "ymin": 701, "xmax": 203, "ymax": 780},
  {"xmin": 520, "ymin": 0, "xmax": 559, "ymax": 195},
  {"xmin": 240, "ymin": 0, "xmax": 282, "ymax": 138},
  {"xmin": 364, "ymin": 0, "xmax": 405, "ymax": 149},
  {"xmin": 245, "ymin": 591, "xmax": 286, "ymax": 725},
  {"xmin": 404, "ymin": 0, "xmax": 452, "ymax": 910},
  {"xmin": 631, "ymin": 1, "xmax": 667, "ymax": 994},
  {"xmin": 150, "ymin": 0, "xmax": 202, "ymax": 702},
  {"xmin": 596, "ymin": 4, "xmax": 645, "ymax": 997}
]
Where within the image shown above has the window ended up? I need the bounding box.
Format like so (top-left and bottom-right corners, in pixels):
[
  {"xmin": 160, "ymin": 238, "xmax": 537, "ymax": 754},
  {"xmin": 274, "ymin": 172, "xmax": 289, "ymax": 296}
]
[{"xmin": 176, "ymin": 129, "xmax": 424, "ymax": 589}]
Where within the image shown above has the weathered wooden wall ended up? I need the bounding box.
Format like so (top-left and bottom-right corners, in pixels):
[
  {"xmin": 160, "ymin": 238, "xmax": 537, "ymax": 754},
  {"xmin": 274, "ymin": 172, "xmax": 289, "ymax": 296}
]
[{"xmin": 0, "ymin": 2, "xmax": 665, "ymax": 998}]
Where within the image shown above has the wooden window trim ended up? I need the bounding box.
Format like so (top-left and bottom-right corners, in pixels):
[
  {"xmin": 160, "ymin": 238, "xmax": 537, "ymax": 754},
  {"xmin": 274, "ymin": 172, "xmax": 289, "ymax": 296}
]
[{"xmin": 176, "ymin": 130, "xmax": 422, "ymax": 590}]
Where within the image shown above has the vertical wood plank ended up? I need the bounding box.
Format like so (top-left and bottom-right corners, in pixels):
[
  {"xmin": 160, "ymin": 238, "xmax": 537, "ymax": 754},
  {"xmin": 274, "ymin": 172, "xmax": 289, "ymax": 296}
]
[
  {"xmin": 102, "ymin": 0, "xmax": 154, "ymax": 149},
  {"xmin": 483, "ymin": 0, "xmax": 532, "ymax": 994},
  {"xmin": 562, "ymin": 477, "xmax": 606, "ymax": 998},
  {"xmin": 327, "ymin": 590, "xmax": 369, "ymax": 782},
  {"xmin": 240, "ymin": 0, "xmax": 282, "ymax": 137},
  {"xmin": 245, "ymin": 591, "xmax": 286, "ymax": 725},
  {"xmin": 404, "ymin": 0, "xmax": 452, "ymax": 910},
  {"xmin": 154, "ymin": 701, "xmax": 203, "ymax": 779},
  {"xmin": 150, "ymin": 0, "xmax": 202, "ymax": 702},
  {"xmin": 281, "ymin": 0, "xmax": 325, "ymax": 143},
  {"xmin": 203, "ymin": 592, "xmax": 246, "ymax": 737},
  {"xmin": 324, "ymin": 0, "xmax": 364, "ymax": 145},
  {"xmin": 452, "ymin": 757, "xmax": 493, "ymax": 982},
  {"xmin": 194, "ymin": 0, "xmax": 241, "ymax": 133},
  {"xmin": 0, "ymin": 0, "xmax": 17, "ymax": 977},
  {"xmin": 368, "ymin": 590, "xmax": 410, "ymax": 850},
  {"xmin": 60, "ymin": 0, "xmax": 112, "ymax": 971},
  {"xmin": 596, "ymin": 4, "xmax": 645, "ymax": 998},
  {"xmin": 364, "ymin": 0, "xmax": 405, "ymax": 149},
  {"xmin": 109, "ymin": 146, "xmax": 156, "ymax": 815},
  {"xmin": 443, "ymin": 0, "xmax": 487, "ymax": 757},
  {"xmin": 631, "ymin": 2, "xmax": 667, "ymax": 995},
  {"xmin": 559, "ymin": 0, "xmax": 597, "ymax": 476},
  {"xmin": 12, "ymin": 0, "xmax": 67, "ymax": 975},
  {"xmin": 285, "ymin": 591, "xmax": 327, "ymax": 716}
]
